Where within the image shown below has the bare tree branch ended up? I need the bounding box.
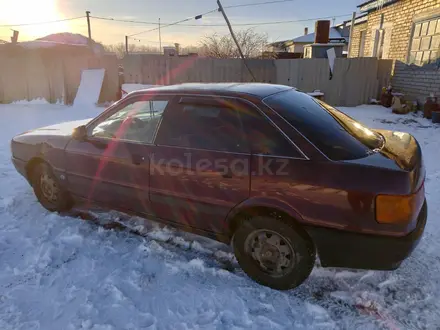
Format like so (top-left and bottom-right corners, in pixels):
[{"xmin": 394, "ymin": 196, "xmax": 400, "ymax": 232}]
[{"xmin": 199, "ymin": 28, "xmax": 269, "ymax": 59}]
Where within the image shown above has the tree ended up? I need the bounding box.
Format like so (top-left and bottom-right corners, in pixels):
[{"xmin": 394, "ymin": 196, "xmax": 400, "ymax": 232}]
[
  {"xmin": 103, "ymin": 43, "xmax": 161, "ymax": 59},
  {"xmin": 199, "ymin": 28, "xmax": 269, "ymax": 59}
]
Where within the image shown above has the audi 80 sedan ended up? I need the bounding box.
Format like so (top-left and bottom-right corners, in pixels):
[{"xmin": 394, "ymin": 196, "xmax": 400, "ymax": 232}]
[{"xmin": 11, "ymin": 83, "xmax": 427, "ymax": 290}]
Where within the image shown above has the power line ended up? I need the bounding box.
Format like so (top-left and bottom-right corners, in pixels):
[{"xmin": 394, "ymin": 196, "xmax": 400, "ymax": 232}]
[
  {"xmin": 101, "ymin": 14, "xmax": 352, "ymax": 30},
  {"xmin": 91, "ymin": 16, "xmax": 158, "ymax": 25},
  {"xmin": 127, "ymin": 8, "xmax": 218, "ymax": 38},
  {"xmin": 93, "ymin": 1, "xmax": 296, "ymax": 27},
  {"xmin": 224, "ymin": 0, "xmax": 294, "ymax": 9},
  {"xmin": 230, "ymin": 14, "xmax": 353, "ymax": 26},
  {"xmin": 0, "ymin": 16, "xmax": 85, "ymax": 28},
  {"xmin": 131, "ymin": 37, "xmax": 174, "ymax": 44}
]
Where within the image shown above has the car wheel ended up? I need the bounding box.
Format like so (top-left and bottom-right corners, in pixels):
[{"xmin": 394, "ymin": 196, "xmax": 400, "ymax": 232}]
[
  {"xmin": 31, "ymin": 162, "xmax": 72, "ymax": 212},
  {"xmin": 233, "ymin": 215, "xmax": 315, "ymax": 290}
]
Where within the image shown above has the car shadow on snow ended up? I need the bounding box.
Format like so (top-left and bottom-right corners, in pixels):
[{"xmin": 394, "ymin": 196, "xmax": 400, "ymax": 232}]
[
  {"xmin": 63, "ymin": 207, "xmax": 438, "ymax": 328},
  {"xmin": 65, "ymin": 208, "xmax": 239, "ymax": 273},
  {"xmin": 6, "ymin": 192, "xmax": 437, "ymax": 329}
]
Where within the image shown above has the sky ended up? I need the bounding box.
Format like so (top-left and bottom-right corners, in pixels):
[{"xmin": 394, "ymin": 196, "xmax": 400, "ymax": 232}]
[{"xmin": 0, "ymin": 0, "xmax": 365, "ymax": 47}]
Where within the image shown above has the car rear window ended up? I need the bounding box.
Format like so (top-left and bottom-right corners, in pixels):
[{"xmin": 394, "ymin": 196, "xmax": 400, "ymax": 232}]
[{"xmin": 264, "ymin": 90, "xmax": 384, "ymax": 161}]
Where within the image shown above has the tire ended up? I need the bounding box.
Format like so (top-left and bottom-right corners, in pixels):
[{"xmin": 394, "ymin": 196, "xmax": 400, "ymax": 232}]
[
  {"xmin": 233, "ymin": 215, "xmax": 315, "ymax": 290},
  {"xmin": 31, "ymin": 162, "xmax": 72, "ymax": 212}
]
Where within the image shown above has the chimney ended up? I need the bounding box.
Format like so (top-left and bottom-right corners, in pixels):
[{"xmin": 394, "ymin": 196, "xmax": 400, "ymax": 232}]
[
  {"xmin": 11, "ymin": 30, "xmax": 19, "ymax": 44},
  {"xmin": 304, "ymin": 27, "xmax": 308, "ymax": 36},
  {"xmin": 314, "ymin": 20, "xmax": 330, "ymax": 44},
  {"xmin": 174, "ymin": 43, "xmax": 180, "ymax": 55}
]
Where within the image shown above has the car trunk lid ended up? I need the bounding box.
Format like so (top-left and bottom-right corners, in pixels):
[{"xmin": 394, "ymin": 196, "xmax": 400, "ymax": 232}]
[
  {"xmin": 376, "ymin": 129, "xmax": 425, "ymax": 192},
  {"xmin": 343, "ymin": 129, "xmax": 425, "ymax": 193}
]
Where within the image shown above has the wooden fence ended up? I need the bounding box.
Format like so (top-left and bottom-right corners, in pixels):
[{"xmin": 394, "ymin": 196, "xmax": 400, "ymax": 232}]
[
  {"xmin": 0, "ymin": 49, "xmax": 392, "ymax": 107},
  {"xmin": 0, "ymin": 46, "xmax": 119, "ymax": 104},
  {"xmin": 123, "ymin": 55, "xmax": 393, "ymax": 106}
]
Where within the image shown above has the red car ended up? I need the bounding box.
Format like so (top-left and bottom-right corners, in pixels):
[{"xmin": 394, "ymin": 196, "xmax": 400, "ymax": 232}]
[{"xmin": 11, "ymin": 83, "xmax": 427, "ymax": 290}]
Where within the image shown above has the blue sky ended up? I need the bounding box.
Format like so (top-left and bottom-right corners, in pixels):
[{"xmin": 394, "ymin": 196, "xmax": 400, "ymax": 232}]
[{"xmin": 0, "ymin": 0, "xmax": 364, "ymax": 46}]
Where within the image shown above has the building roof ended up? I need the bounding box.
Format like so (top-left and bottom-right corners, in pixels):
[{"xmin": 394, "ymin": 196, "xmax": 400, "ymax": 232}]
[
  {"xmin": 28, "ymin": 33, "xmax": 105, "ymax": 53},
  {"xmin": 131, "ymin": 83, "xmax": 294, "ymax": 99},
  {"xmin": 344, "ymin": 13, "xmax": 368, "ymax": 27},
  {"xmin": 13, "ymin": 40, "xmax": 89, "ymax": 49},
  {"xmin": 292, "ymin": 27, "xmax": 347, "ymax": 43},
  {"xmin": 268, "ymin": 25, "xmax": 349, "ymax": 48},
  {"xmin": 357, "ymin": 0, "xmax": 400, "ymax": 13}
]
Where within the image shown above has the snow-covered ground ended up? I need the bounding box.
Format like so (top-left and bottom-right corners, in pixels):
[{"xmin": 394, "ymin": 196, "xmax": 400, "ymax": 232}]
[{"xmin": 1, "ymin": 102, "xmax": 439, "ymax": 329}]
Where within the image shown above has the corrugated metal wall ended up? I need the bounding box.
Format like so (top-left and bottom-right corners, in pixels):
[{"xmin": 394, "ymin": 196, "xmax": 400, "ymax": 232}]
[
  {"xmin": 0, "ymin": 51, "xmax": 392, "ymax": 106},
  {"xmin": 0, "ymin": 48, "xmax": 119, "ymax": 104},
  {"xmin": 123, "ymin": 55, "xmax": 393, "ymax": 106}
]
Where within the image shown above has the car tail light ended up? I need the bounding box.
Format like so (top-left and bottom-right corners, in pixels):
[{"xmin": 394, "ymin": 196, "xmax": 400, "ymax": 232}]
[{"xmin": 376, "ymin": 187, "xmax": 424, "ymax": 224}]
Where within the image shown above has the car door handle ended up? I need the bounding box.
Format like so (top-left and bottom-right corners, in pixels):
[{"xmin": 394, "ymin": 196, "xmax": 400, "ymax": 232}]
[{"xmin": 131, "ymin": 154, "xmax": 145, "ymax": 165}]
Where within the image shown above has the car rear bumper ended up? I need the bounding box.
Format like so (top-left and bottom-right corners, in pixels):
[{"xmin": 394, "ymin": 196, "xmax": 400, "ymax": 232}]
[
  {"xmin": 12, "ymin": 157, "xmax": 27, "ymax": 179},
  {"xmin": 305, "ymin": 200, "xmax": 427, "ymax": 270}
]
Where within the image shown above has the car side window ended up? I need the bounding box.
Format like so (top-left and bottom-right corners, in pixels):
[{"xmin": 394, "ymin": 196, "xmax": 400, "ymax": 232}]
[
  {"xmin": 156, "ymin": 99, "xmax": 248, "ymax": 153},
  {"xmin": 91, "ymin": 99, "xmax": 169, "ymax": 144},
  {"xmin": 238, "ymin": 105, "xmax": 303, "ymax": 158}
]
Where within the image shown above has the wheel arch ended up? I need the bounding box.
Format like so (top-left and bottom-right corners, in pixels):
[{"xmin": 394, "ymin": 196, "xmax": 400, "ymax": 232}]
[
  {"xmin": 25, "ymin": 157, "xmax": 47, "ymax": 184},
  {"xmin": 225, "ymin": 198, "xmax": 312, "ymax": 243}
]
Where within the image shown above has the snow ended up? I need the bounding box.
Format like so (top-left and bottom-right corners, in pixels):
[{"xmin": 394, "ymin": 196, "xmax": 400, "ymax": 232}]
[
  {"xmin": 292, "ymin": 27, "xmax": 346, "ymax": 43},
  {"xmin": 307, "ymin": 91, "xmax": 325, "ymax": 97},
  {"xmin": 38, "ymin": 33, "xmax": 92, "ymax": 46},
  {"xmin": 1, "ymin": 102, "xmax": 440, "ymax": 329},
  {"xmin": 74, "ymin": 69, "xmax": 106, "ymax": 107},
  {"xmin": 12, "ymin": 98, "xmax": 50, "ymax": 105},
  {"xmin": 36, "ymin": 33, "xmax": 105, "ymax": 54},
  {"xmin": 14, "ymin": 40, "xmax": 89, "ymax": 49}
]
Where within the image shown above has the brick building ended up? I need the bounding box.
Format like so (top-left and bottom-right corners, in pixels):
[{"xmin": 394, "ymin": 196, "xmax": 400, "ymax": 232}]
[
  {"xmin": 349, "ymin": 0, "xmax": 439, "ymax": 64},
  {"xmin": 348, "ymin": 0, "xmax": 440, "ymax": 104}
]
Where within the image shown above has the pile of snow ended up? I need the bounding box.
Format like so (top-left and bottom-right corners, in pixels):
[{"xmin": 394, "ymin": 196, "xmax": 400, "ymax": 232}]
[
  {"xmin": 19, "ymin": 32, "xmax": 107, "ymax": 54},
  {"xmin": 14, "ymin": 40, "xmax": 89, "ymax": 50},
  {"xmin": 0, "ymin": 102, "xmax": 439, "ymax": 329},
  {"xmin": 12, "ymin": 98, "xmax": 50, "ymax": 105},
  {"xmin": 38, "ymin": 33, "xmax": 91, "ymax": 45}
]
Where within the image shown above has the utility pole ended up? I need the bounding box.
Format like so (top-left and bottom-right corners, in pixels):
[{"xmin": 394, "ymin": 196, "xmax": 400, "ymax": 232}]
[
  {"xmin": 347, "ymin": 11, "xmax": 356, "ymax": 58},
  {"xmin": 159, "ymin": 18, "xmax": 162, "ymax": 53},
  {"xmin": 217, "ymin": 0, "xmax": 255, "ymax": 81},
  {"xmin": 125, "ymin": 36, "xmax": 129, "ymax": 54},
  {"xmin": 86, "ymin": 11, "xmax": 92, "ymax": 45}
]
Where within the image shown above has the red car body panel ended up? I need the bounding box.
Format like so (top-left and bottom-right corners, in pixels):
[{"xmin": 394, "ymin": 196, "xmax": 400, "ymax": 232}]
[{"xmin": 10, "ymin": 83, "xmax": 427, "ymax": 271}]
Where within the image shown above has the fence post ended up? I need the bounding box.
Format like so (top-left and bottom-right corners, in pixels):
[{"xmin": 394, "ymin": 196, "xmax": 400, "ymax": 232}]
[
  {"xmin": 165, "ymin": 57, "xmax": 171, "ymax": 85},
  {"xmin": 347, "ymin": 12, "xmax": 356, "ymax": 58}
]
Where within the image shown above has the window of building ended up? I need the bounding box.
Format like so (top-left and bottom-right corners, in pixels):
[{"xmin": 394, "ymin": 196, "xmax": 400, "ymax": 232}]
[
  {"xmin": 377, "ymin": 30, "xmax": 386, "ymax": 58},
  {"xmin": 371, "ymin": 23, "xmax": 393, "ymax": 59},
  {"xmin": 410, "ymin": 17, "xmax": 440, "ymax": 65},
  {"xmin": 359, "ymin": 30, "xmax": 366, "ymax": 57}
]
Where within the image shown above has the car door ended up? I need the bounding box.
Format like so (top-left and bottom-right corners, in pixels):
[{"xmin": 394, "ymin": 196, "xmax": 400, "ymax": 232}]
[
  {"xmin": 64, "ymin": 94, "xmax": 172, "ymax": 215},
  {"xmin": 149, "ymin": 96, "xmax": 251, "ymax": 234}
]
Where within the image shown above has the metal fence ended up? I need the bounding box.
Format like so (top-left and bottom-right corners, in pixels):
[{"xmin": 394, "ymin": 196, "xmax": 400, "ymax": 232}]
[
  {"xmin": 123, "ymin": 55, "xmax": 393, "ymax": 106},
  {"xmin": 0, "ymin": 48, "xmax": 119, "ymax": 104}
]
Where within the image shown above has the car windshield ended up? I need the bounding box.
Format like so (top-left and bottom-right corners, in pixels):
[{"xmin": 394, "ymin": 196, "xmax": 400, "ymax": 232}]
[{"xmin": 264, "ymin": 90, "xmax": 384, "ymax": 161}]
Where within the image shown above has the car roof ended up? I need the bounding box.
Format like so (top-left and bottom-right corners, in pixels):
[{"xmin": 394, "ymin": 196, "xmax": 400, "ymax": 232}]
[{"xmin": 130, "ymin": 83, "xmax": 293, "ymax": 99}]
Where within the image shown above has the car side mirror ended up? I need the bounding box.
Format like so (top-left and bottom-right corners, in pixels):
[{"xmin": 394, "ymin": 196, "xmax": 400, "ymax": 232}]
[{"xmin": 72, "ymin": 125, "xmax": 88, "ymax": 141}]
